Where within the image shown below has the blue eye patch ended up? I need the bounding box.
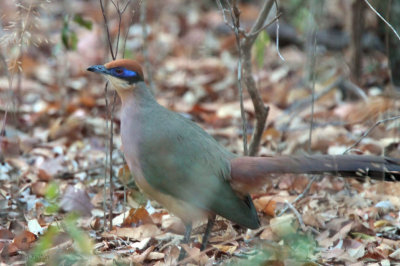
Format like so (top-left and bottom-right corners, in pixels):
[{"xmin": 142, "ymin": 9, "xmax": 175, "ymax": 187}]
[
  {"xmin": 109, "ymin": 67, "xmax": 143, "ymax": 83},
  {"xmin": 110, "ymin": 67, "xmax": 137, "ymax": 77}
]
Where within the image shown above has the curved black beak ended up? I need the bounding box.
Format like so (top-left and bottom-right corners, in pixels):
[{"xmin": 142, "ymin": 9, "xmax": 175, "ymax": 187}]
[{"xmin": 87, "ymin": 65, "xmax": 108, "ymax": 74}]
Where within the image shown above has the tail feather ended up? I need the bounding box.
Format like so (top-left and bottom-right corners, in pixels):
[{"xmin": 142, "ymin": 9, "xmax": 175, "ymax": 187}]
[{"xmin": 230, "ymin": 155, "xmax": 400, "ymax": 194}]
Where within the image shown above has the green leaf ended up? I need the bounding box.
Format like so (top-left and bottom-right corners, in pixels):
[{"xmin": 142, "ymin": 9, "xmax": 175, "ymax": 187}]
[
  {"xmin": 45, "ymin": 182, "xmax": 59, "ymax": 214},
  {"xmin": 350, "ymin": 232, "xmax": 376, "ymax": 241},
  {"xmin": 61, "ymin": 15, "xmax": 86, "ymax": 51},
  {"xmin": 45, "ymin": 203, "xmax": 59, "ymax": 214},
  {"xmin": 28, "ymin": 226, "xmax": 59, "ymax": 265},
  {"xmin": 284, "ymin": 232, "xmax": 317, "ymax": 261},
  {"xmin": 45, "ymin": 182, "xmax": 59, "ymax": 201},
  {"xmin": 254, "ymin": 31, "xmax": 270, "ymax": 68},
  {"xmin": 64, "ymin": 213, "xmax": 93, "ymax": 254},
  {"xmin": 73, "ymin": 14, "xmax": 92, "ymax": 30},
  {"xmin": 69, "ymin": 31, "xmax": 78, "ymax": 50},
  {"xmin": 61, "ymin": 15, "xmax": 70, "ymax": 49}
]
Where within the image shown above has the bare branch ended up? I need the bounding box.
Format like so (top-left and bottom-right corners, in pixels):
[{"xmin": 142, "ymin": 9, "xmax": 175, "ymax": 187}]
[
  {"xmin": 344, "ymin": 115, "xmax": 400, "ymax": 154},
  {"xmin": 224, "ymin": 0, "xmax": 248, "ymax": 155},
  {"xmin": 99, "ymin": 0, "xmax": 115, "ymax": 59},
  {"xmin": 284, "ymin": 200, "xmax": 306, "ymax": 231},
  {"xmin": 217, "ymin": 0, "xmax": 276, "ymax": 156},
  {"xmin": 248, "ymin": 0, "xmax": 275, "ymax": 42},
  {"xmin": 247, "ymin": 12, "xmax": 281, "ymax": 39},
  {"xmin": 364, "ymin": 0, "xmax": 400, "ymax": 42},
  {"xmin": 278, "ymin": 175, "xmax": 318, "ymax": 217},
  {"xmin": 272, "ymin": 0, "xmax": 284, "ymax": 61},
  {"xmin": 275, "ymin": 17, "xmax": 285, "ymax": 61},
  {"xmin": 98, "ymin": 0, "xmax": 134, "ymax": 231},
  {"xmin": 0, "ymin": 53, "xmax": 11, "ymax": 136},
  {"xmin": 216, "ymin": 0, "xmax": 246, "ymax": 34},
  {"xmin": 285, "ymin": 76, "xmax": 343, "ymax": 115},
  {"xmin": 241, "ymin": 0, "xmax": 275, "ymax": 156},
  {"xmin": 141, "ymin": 0, "xmax": 155, "ymax": 93}
]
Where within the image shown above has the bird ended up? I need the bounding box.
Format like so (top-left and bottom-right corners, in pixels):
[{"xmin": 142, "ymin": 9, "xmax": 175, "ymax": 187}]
[{"xmin": 87, "ymin": 59, "xmax": 400, "ymax": 259}]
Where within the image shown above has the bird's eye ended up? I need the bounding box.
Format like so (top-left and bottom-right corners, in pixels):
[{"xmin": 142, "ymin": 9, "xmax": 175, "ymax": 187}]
[{"xmin": 115, "ymin": 68, "xmax": 124, "ymax": 74}]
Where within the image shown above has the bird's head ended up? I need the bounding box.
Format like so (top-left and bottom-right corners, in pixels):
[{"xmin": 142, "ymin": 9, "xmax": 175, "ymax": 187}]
[{"xmin": 87, "ymin": 59, "xmax": 144, "ymax": 91}]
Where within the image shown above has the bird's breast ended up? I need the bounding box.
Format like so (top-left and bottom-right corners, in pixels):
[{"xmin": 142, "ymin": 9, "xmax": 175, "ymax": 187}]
[{"xmin": 120, "ymin": 103, "xmax": 209, "ymax": 224}]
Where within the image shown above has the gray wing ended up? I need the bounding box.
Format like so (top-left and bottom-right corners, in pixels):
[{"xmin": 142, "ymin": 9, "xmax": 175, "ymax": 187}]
[{"xmin": 138, "ymin": 106, "xmax": 259, "ymax": 228}]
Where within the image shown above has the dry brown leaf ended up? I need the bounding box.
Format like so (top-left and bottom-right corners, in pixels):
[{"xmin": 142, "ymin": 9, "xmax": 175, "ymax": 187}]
[
  {"xmin": 161, "ymin": 215, "xmax": 185, "ymax": 234},
  {"xmin": 151, "ymin": 211, "xmax": 169, "ymax": 225},
  {"xmin": 130, "ymin": 245, "xmax": 154, "ymax": 264},
  {"xmin": 260, "ymin": 227, "xmax": 276, "ymax": 240},
  {"xmin": 59, "ymin": 185, "xmax": 94, "ymax": 216},
  {"xmin": 211, "ymin": 244, "xmax": 237, "ymax": 254},
  {"xmin": 31, "ymin": 181, "xmax": 48, "ymax": 196},
  {"xmin": 147, "ymin": 251, "xmax": 165, "ymax": 260},
  {"xmin": 0, "ymin": 229, "xmax": 14, "ymax": 240},
  {"xmin": 334, "ymin": 97, "xmax": 395, "ymax": 124},
  {"xmin": 0, "ymin": 136, "xmax": 20, "ymax": 159},
  {"xmin": 318, "ymin": 221, "xmax": 354, "ymax": 248},
  {"xmin": 122, "ymin": 207, "xmax": 154, "ymax": 227},
  {"xmin": 182, "ymin": 245, "xmax": 210, "ymax": 265},
  {"xmin": 13, "ymin": 230, "xmax": 36, "ymax": 251},
  {"xmin": 209, "ymin": 222, "xmax": 236, "ymax": 243},
  {"xmin": 270, "ymin": 214, "xmax": 298, "ymax": 238},
  {"xmin": 37, "ymin": 156, "xmax": 66, "ymax": 181},
  {"xmin": 48, "ymin": 114, "xmax": 85, "ymax": 141},
  {"xmin": 103, "ymin": 224, "xmax": 161, "ymax": 241},
  {"xmin": 262, "ymin": 200, "xmax": 276, "ymax": 217}
]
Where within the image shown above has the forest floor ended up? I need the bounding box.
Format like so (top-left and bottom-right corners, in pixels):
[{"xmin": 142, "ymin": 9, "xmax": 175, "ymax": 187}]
[{"xmin": 1, "ymin": 0, "xmax": 400, "ymax": 265}]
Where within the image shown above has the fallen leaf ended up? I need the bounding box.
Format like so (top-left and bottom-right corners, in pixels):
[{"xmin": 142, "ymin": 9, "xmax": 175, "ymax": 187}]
[
  {"xmin": 122, "ymin": 207, "xmax": 154, "ymax": 227},
  {"xmin": 27, "ymin": 219, "xmax": 43, "ymax": 235},
  {"xmin": 13, "ymin": 230, "xmax": 36, "ymax": 251},
  {"xmin": 31, "ymin": 181, "xmax": 48, "ymax": 196},
  {"xmin": 161, "ymin": 215, "xmax": 185, "ymax": 234},
  {"xmin": 103, "ymin": 224, "xmax": 161, "ymax": 241},
  {"xmin": 212, "ymin": 244, "xmax": 237, "ymax": 254},
  {"xmin": 59, "ymin": 185, "xmax": 94, "ymax": 216}
]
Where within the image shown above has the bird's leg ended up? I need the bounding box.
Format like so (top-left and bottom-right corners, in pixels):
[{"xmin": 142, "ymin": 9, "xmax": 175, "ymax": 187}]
[
  {"xmin": 178, "ymin": 222, "xmax": 192, "ymax": 261},
  {"xmin": 201, "ymin": 215, "xmax": 216, "ymax": 251}
]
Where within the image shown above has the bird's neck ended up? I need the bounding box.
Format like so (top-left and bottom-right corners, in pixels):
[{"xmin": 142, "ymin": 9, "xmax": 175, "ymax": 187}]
[{"xmin": 117, "ymin": 81, "xmax": 156, "ymax": 107}]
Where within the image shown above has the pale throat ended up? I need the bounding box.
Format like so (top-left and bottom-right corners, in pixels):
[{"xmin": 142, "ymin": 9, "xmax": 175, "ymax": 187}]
[{"xmin": 106, "ymin": 76, "xmax": 136, "ymax": 102}]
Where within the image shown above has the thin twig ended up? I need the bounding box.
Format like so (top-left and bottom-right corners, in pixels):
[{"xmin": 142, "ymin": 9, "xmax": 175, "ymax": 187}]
[
  {"xmin": 364, "ymin": 0, "xmax": 400, "ymax": 42},
  {"xmin": 105, "ymin": 0, "xmax": 130, "ymax": 227},
  {"xmin": 277, "ymin": 175, "xmax": 318, "ymax": 216},
  {"xmin": 111, "ymin": 0, "xmax": 132, "ymax": 58},
  {"xmin": 122, "ymin": 0, "xmax": 142, "ymax": 56},
  {"xmin": 108, "ymin": 90, "xmax": 118, "ymax": 229},
  {"xmin": 100, "ymin": 0, "xmax": 116, "ymax": 230},
  {"xmin": 307, "ymin": 11, "xmax": 318, "ymax": 153},
  {"xmin": 273, "ymin": 0, "xmax": 285, "ymax": 61},
  {"xmin": 217, "ymin": 0, "xmax": 275, "ymax": 156},
  {"xmin": 343, "ymin": 115, "xmax": 400, "ymax": 154},
  {"xmin": 99, "ymin": 0, "xmax": 133, "ymax": 231},
  {"xmin": 341, "ymin": 80, "xmax": 368, "ymax": 100},
  {"xmin": 247, "ymin": 12, "xmax": 282, "ymax": 38},
  {"xmin": 225, "ymin": 0, "xmax": 248, "ymax": 155},
  {"xmin": 140, "ymin": 0, "xmax": 155, "ymax": 93},
  {"xmin": 99, "ymin": 0, "xmax": 115, "ymax": 59},
  {"xmin": 351, "ymin": 0, "xmax": 365, "ymax": 83},
  {"xmin": 241, "ymin": 0, "xmax": 275, "ymax": 156},
  {"xmin": 285, "ymin": 76, "xmax": 344, "ymax": 115},
  {"xmin": 248, "ymin": 0, "xmax": 275, "ymax": 40},
  {"xmin": 216, "ymin": 0, "xmax": 245, "ymax": 34},
  {"xmin": 0, "ymin": 53, "xmax": 12, "ymax": 136},
  {"xmin": 103, "ymin": 83, "xmax": 110, "ymax": 229},
  {"xmin": 284, "ymin": 200, "xmax": 306, "ymax": 231}
]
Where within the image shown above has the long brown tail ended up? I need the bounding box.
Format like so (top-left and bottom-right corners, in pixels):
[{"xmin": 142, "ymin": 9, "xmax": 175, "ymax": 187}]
[{"xmin": 230, "ymin": 155, "xmax": 400, "ymax": 194}]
